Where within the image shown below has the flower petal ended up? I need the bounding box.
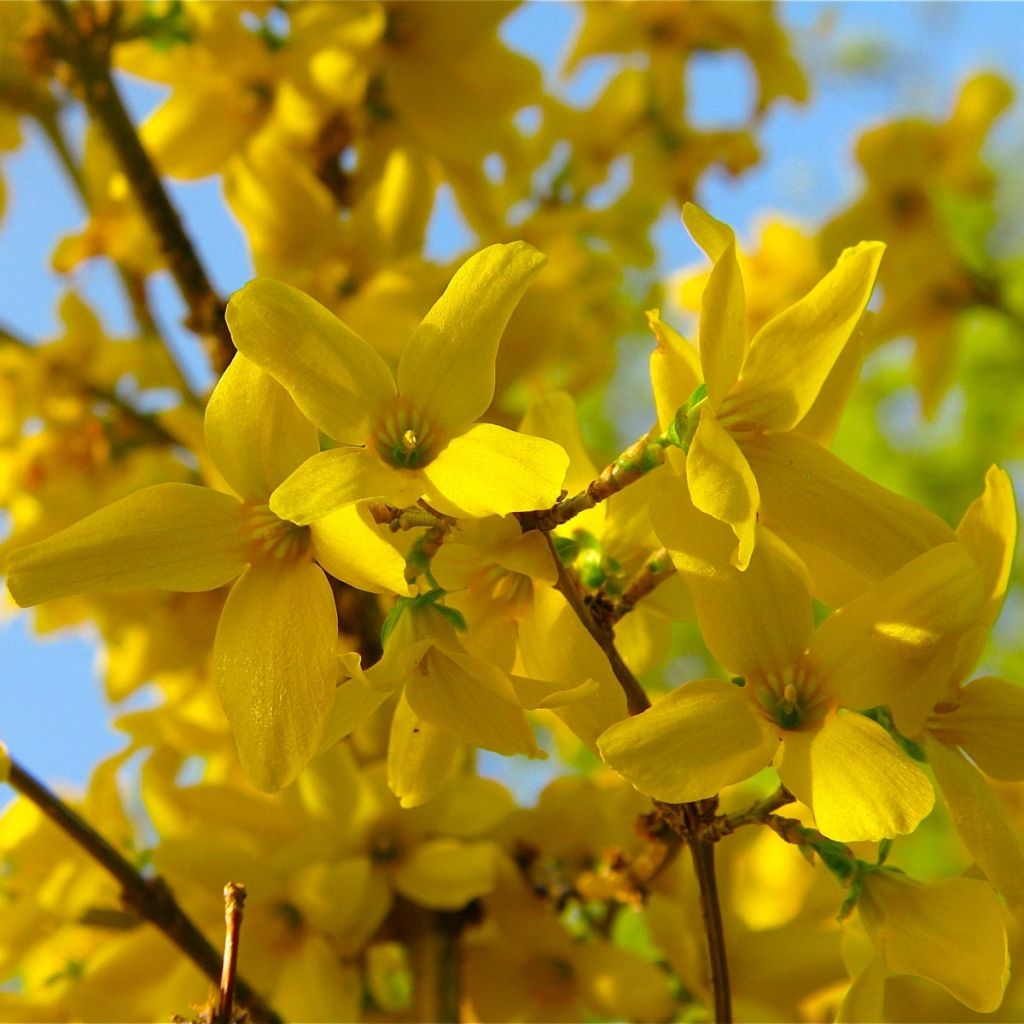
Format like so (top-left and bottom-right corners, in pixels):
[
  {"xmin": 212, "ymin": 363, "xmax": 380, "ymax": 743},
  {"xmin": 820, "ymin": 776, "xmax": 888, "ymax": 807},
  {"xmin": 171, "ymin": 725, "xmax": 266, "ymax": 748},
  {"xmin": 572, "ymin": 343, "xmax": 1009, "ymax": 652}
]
[
  {"xmin": 598, "ymin": 679, "xmax": 779, "ymax": 803},
  {"xmin": 649, "ymin": 473, "xmax": 737, "ymax": 579},
  {"xmin": 927, "ymin": 738, "xmax": 1024, "ymax": 916},
  {"xmin": 423, "ymin": 423, "xmax": 568, "ymax": 517},
  {"xmin": 686, "ymin": 527, "xmax": 815, "ymax": 679},
  {"xmin": 214, "ymin": 560, "xmax": 337, "ymax": 792},
  {"xmin": 859, "ymin": 871, "xmax": 1008, "ymax": 1013},
  {"xmin": 647, "ymin": 309, "xmax": 701, "ymax": 433},
  {"xmin": 270, "ymin": 447, "xmax": 422, "ymax": 524},
  {"xmin": 226, "ymin": 277, "xmax": 396, "ymax": 442},
  {"xmin": 728, "ymin": 241, "xmax": 884, "ymax": 433},
  {"xmin": 311, "ymin": 504, "xmax": 410, "ymax": 596},
  {"xmin": 745, "ymin": 432, "xmax": 955, "ymax": 588},
  {"xmin": 394, "ymin": 839, "xmax": 496, "ymax": 910},
  {"xmin": 811, "ymin": 542, "xmax": 984, "ymax": 724},
  {"xmin": 775, "ymin": 712, "xmax": 933, "ymax": 842},
  {"xmin": 930, "ymin": 676, "xmax": 1024, "ymax": 781},
  {"xmin": 387, "ymin": 691, "xmax": 460, "ymax": 808},
  {"xmin": 204, "ymin": 353, "xmax": 319, "ymax": 500},
  {"xmin": 686, "ymin": 406, "xmax": 759, "ymax": 569},
  {"xmin": 5, "ymin": 484, "xmax": 246, "ymax": 605},
  {"xmin": 397, "ymin": 242, "xmax": 546, "ymax": 435},
  {"xmin": 404, "ymin": 647, "xmax": 539, "ymax": 756}
]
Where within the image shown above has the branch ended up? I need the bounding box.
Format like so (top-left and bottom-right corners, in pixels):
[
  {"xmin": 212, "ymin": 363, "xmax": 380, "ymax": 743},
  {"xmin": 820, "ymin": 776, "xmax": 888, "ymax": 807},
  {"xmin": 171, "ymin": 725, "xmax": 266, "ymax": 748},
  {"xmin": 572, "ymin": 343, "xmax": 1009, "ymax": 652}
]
[
  {"xmin": 215, "ymin": 882, "xmax": 246, "ymax": 1024},
  {"xmin": 608, "ymin": 547, "xmax": 676, "ymax": 624},
  {"xmin": 43, "ymin": 0, "xmax": 235, "ymax": 375},
  {"xmin": 5, "ymin": 757, "xmax": 282, "ymax": 1024}
]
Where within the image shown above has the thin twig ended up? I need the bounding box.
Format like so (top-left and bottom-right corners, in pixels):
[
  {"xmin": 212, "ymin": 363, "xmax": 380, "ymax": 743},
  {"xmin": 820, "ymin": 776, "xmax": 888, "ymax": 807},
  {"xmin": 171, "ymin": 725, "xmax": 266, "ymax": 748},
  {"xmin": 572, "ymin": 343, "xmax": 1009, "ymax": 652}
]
[
  {"xmin": 215, "ymin": 882, "xmax": 246, "ymax": 1024},
  {"xmin": 5, "ymin": 757, "xmax": 282, "ymax": 1024},
  {"xmin": 43, "ymin": 0, "xmax": 235, "ymax": 375},
  {"xmin": 608, "ymin": 547, "xmax": 676, "ymax": 624},
  {"xmin": 698, "ymin": 787, "xmax": 795, "ymax": 843}
]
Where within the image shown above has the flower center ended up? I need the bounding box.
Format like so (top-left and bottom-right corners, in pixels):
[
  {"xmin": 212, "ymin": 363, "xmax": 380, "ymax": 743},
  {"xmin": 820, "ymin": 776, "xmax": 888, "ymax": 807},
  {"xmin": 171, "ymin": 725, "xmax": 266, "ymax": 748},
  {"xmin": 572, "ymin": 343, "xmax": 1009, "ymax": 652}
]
[
  {"xmin": 750, "ymin": 660, "xmax": 830, "ymax": 731},
  {"xmin": 373, "ymin": 400, "xmax": 439, "ymax": 469},
  {"xmin": 246, "ymin": 502, "xmax": 311, "ymax": 564}
]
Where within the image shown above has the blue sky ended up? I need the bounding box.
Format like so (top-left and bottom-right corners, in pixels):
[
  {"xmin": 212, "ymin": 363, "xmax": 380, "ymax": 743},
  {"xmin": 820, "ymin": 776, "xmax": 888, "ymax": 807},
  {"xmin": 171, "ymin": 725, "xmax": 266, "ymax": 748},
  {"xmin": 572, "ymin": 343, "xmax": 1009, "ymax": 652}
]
[{"xmin": 2, "ymin": 1, "xmax": 1023, "ymax": 798}]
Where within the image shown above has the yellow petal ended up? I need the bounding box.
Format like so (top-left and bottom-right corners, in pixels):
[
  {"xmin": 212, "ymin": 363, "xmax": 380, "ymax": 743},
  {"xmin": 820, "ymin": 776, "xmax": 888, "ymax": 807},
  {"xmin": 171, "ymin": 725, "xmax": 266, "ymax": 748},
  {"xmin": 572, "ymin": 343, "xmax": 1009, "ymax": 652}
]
[
  {"xmin": 574, "ymin": 941, "xmax": 676, "ymax": 1023},
  {"xmin": 214, "ymin": 560, "xmax": 337, "ymax": 792},
  {"xmin": 404, "ymin": 647, "xmax": 539, "ymax": 756},
  {"xmin": 271, "ymin": 935, "xmax": 363, "ymax": 1024},
  {"xmin": 270, "ymin": 447, "xmax": 422, "ymax": 524},
  {"xmin": 927, "ymin": 738, "xmax": 1024, "ymax": 916},
  {"xmin": 745, "ymin": 432, "xmax": 955, "ymax": 587},
  {"xmin": 728, "ymin": 241, "xmax": 884, "ymax": 433},
  {"xmin": 422, "ymin": 423, "xmax": 568, "ymax": 517},
  {"xmin": 226, "ymin": 277, "xmax": 396, "ymax": 442},
  {"xmin": 387, "ymin": 691, "xmax": 460, "ymax": 808},
  {"xmin": 682, "ymin": 201, "xmax": 736, "ymax": 262},
  {"xmin": 318, "ymin": 674, "xmax": 390, "ymax": 753},
  {"xmin": 204, "ymin": 353, "xmax": 319, "ymax": 500},
  {"xmin": 684, "ymin": 527, "xmax": 815, "ymax": 678},
  {"xmin": 930, "ymin": 676, "xmax": 1024, "ymax": 781},
  {"xmin": 956, "ymin": 465, "xmax": 1016, "ymax": 628},
  {"xmin": 686, "ymin": 406, "xmax": 759, "ymax": 569},
  {"xmin": 834, "ymin": 952, "xmax": 887, "ymax": 1024},
  {"xmin": 775, "ymin": 712, "xmax": 933, "ymax": 842},
  {"xmin": 393, "ymin": 839, "xmax": 496, "ymax": 909},
  {"xmin": 598, "ymin": 679, "xmax": 779, "ymax": 803},
  {"xmin": 649, "ymin": 473, "xmax": 737, "ymax": 579},
  {"xmin": 811, "ymin": 542, "xmax": 984, "ymax": 720},
  {"xmin": 5, "ymin": 484, "xmax": 246, "ymax": 605},
  {"xmin": 519, "ymin": 390, "xmax": 598, "ymax": 494},
  {"xmin": 311, "ymin": 504, "xmax": 410, "ymax": 596},
  {"xmin": 647, "ymin": 309, "xmax": 702, "ymax": 433},
  {"xmin": 859, "ymin": 872, "xmax": 1008, "ymax": 1013},
  {"xmin": 397, "ymin": 242, "xmax": 546, "ymax": 435}
]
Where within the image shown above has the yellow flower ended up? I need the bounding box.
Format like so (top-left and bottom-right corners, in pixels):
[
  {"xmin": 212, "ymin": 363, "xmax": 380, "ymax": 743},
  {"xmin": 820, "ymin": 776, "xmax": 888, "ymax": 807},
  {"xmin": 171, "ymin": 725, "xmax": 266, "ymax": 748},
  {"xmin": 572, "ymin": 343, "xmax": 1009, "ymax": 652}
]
[
  {"xmin": 228, "ymin": 242, "xmax": 569, "ymax": 521},
  {"xmin": 599, "ymin": 520, "xmax": 985, "ymax": 842},
  {"xmin": 5, "ymin": 355, "xmax": 409, "ymax": 792}
]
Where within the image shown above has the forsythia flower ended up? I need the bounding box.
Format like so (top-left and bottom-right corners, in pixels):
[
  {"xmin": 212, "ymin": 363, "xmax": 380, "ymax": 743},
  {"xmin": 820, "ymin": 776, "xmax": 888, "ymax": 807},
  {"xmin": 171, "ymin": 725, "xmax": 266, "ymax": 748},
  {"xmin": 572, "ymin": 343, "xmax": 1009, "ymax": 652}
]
[
  {"xmin": 4, "ymin": 356, "xmax": 409, "ymax": 792},
  {"xmin": 227, "ymin": 242, "xmax": 570, "ymax": 521}
]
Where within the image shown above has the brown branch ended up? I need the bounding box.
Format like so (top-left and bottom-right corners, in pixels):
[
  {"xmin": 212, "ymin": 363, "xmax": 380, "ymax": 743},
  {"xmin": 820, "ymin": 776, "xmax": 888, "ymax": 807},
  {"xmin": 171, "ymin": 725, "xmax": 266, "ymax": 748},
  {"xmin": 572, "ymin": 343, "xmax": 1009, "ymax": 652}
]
[
  {"xmin": 608, "ymin": 547, "xmax": 676, "ymax": 624},
  {"xmin": 516, "ymin": 430, "xmax": 666, "ymax": 533},
  {"xmin": 215, "ymin": 883, "xmax": 246, "ymax": 1024},
  {"xmin": 696, "ymin": 787, "xmax": 795, "ymax": 843},
  {"xmin": 5, "ymin": 757, "xmax": 282, "ymax": 1024},
  {"xmin": 43, "ymin": 0, "xmax": 235, "ymax": 375}
]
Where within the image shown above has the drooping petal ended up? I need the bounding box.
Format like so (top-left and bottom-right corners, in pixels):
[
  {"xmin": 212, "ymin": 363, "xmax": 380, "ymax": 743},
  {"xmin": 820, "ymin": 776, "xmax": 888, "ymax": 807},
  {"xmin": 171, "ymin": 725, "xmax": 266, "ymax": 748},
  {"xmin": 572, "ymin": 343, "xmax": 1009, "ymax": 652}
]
[
  {"xmin": 956, "ymin": 465, "xmax": 1016, "ymax": 628},
  {"xmin": 930, "ymin": 676, "xmax": 1024, "ymax": 781},
  {"xmin": 519, "ymin": 390, "xmax": 598, "ymax": 494},
  {"xmin": 598, "ymin": 679, "xmax": 779, "ymax": 803},
  {"xmin": 214, "ymin": 560, "xmax": 337, "ymax": 792},
  {"xmin": 685, "ymin": 528, "xmax": 815, "ymax": 679},
  {"xmin": 397, "ymin": 242, "xmax": 546, "ymax": 435},
  {"xmin": 686, "ymin": 406, "xmax": 759, "ymax": 569},
  {"xmin": 387, "ymin": 691, "xmax": 460, "ymax": 808},
  {"xmin": 859, "ymin": 871, "xmax": 1008, "ymax": 1013},
  {"xmin": 647, "ymin": 309, "xmax": 702, "ymax": 433},
  {"xmin": 745, "ymin": 432, "xmax": 955, "ymax": 588},
  {"xmin": 270, "ymin": 447, "xmax": 423, "ymax": 524},
  {"xmin": 422, "ymin": 423, "xmax": 568, "ymax": 518},
  {"xmin": 834, "ymin": 952, "xmax": 887, "ymax": 1024},
  {"xmin": 404, "ymin": 647, "xmax": 540, "ymax": 757},
  {"xmin": 727, "ymin": 241, "xmax": 884, "ymax": 433},
  {"xmin": 311, "ymin": 504, "xmax": 410, "ymax": 596},
  {"xmin": 811, "ymin": 542, "xmax": 984, "ymax": 721},
  {"xmin": 317, "ymin": 656, "xmax": 392, "ymax": 753},
  {"xmin": 226, "ymin": 277, "xmax": 397, "ymax": 442},
  {"xmin": 682, "ymin": 207, "xmax": 746, "ymax": 409},
  {"xmin": 775, "ymin": 712, "xmax": 933, "ymax": 842},
  {"xmin": 649, "ymin": 473, "xmax": 737, "ymax": 579},
  {"xmin": 393, "ymin": 839, "xmax": 496, "ymax": 909},
  {"xmin": 927, "ymin": 738, "xmax": 1024, "ymax": 916},
  {"xmin": 5, "ymin": 483, "xmax": 247, "ymax": 605},
  {"xmin": 204, "ymin": 353, "xmax": 319, "ymax": 500}
]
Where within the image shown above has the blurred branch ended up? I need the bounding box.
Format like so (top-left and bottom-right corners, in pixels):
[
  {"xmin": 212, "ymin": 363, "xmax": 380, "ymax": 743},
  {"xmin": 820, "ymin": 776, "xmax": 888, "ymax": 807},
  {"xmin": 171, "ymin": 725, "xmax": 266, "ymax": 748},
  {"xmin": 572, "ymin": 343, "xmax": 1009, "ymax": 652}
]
[
  {"xmin": 5, "ymin": 756, "xmax": 282, "ymax": 1024},
  {"xmin": 608, "ymin": 547, "xmax": 676, "ymax": 624},
  {"xmin": 42, "ymin": 0, "xmax": 235, "ymax": 376}
]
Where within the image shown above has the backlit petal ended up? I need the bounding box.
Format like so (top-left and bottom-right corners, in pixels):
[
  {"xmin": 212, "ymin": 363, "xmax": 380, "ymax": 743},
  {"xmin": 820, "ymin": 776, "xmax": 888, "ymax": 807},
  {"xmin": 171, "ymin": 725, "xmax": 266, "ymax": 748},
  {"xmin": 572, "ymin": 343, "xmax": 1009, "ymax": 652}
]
[
  {"xmin": 270, "ymin": 447, "xmax": 422, "ymax": 524},
  {"xmin": 422, "ymin": 423, "xmax": 568, "ymax": 517},
  {"xmin": 227, "ymin": 277, "xmax": 396, "ymax": 442},
  {"xmin": 214, "ymin": 560, "xmax": 337, "ymax": 792},
  {"xmin": 5, "ymin": 484, "xmax": 246, "ymax": 605},
  {"xmin": 598, "ymin": 679, "xmax": 779, "ymax": 803},
  {"xmin": 775, "ymin": 712, "xmax": 933, "ymax": 842},
  {"xmin": 397, "ymin": 242, "xmax": 546, "ymax": 435},
  {"xmin": 388, "ymin": 691, "xmax": 460, "ymax": 808},
  {"xmin": 204, "ymin": 353, "xmax": 319, "ymax": 500},
  {"xmin": 745, "ymin": 432, "xmax": 955, "ymax": 589},
  {"xmin": 728, "ymin": 241, "xmax": 884, "ymax": 433},
  {"xmin": 647, "ymin": 309, "xmax": 702, "ymax": 433},
  {"xmin": 686, "ymin": 407, "xmax": 759, "ymax": 569},
  {"xmin": 311, "ymin": 504, "xmax": 410, "ymax": 596}
]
